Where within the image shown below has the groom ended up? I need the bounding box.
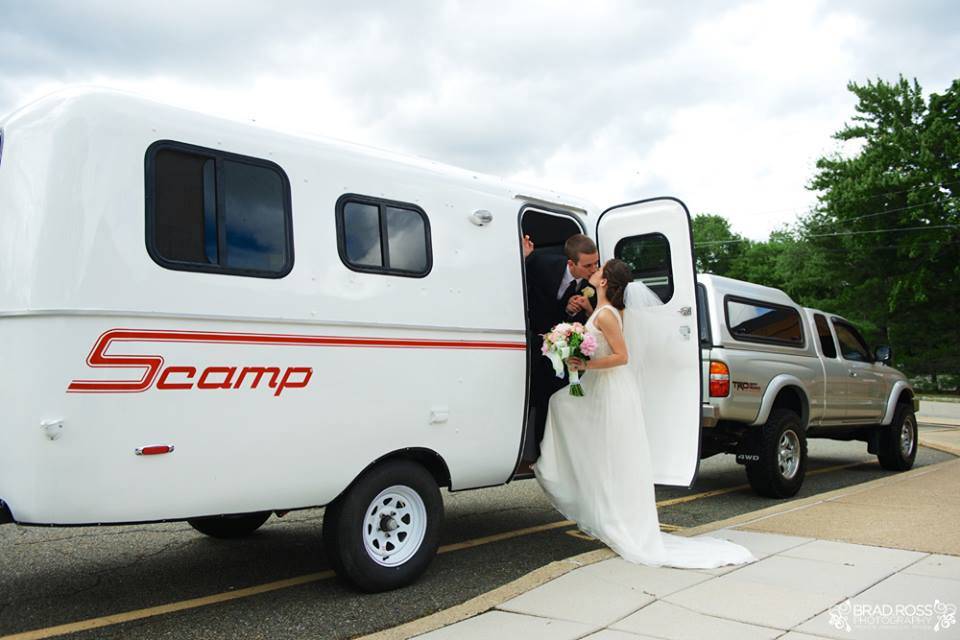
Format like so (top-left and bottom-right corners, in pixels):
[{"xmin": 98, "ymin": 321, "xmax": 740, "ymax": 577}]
[{"xmin": 523, "ymin": 233, "xmax": 600, "ymax": 462}]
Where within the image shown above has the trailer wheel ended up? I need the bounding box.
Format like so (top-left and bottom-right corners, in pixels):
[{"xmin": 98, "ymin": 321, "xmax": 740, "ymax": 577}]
[
  {"xmin": 323, "ymin": 459, "xmax": 442, "ymax": 593},
  {"xmin": 746, "ymin": 408, "xmax": 807, "ymax": 498},
  {"xmin": 188, "ymin": 511, "xmax": 271, "ymax": 538},
  {"xmin": 876, "ymin": 403, "xmax": 917, "ymax": 471}
]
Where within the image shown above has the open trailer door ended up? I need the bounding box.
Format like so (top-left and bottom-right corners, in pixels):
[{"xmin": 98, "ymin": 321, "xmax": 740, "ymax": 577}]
[{"xmin": 596, "ymin": 197, "xmax": 701, "ymax": 487}]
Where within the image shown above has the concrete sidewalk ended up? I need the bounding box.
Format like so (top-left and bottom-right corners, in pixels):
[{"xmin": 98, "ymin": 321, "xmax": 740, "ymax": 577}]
[
  {"xmin": 371, "ymin": 425, "xmax": 960, "ymax": 640},
  {"xmin": 919, "ymin": 399, "xmax": 960, "ymax": 427}
]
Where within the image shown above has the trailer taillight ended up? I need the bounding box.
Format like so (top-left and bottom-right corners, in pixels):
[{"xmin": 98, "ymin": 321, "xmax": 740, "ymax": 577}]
[{"xmin": 709, "ymin": 361, "xmax": 730, "ymax": 397}]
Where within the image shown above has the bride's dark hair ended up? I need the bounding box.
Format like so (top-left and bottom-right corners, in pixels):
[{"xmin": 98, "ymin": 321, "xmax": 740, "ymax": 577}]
[{"xmin": 603, "ymin": 259, "xmax": 633, "ymax": 310}]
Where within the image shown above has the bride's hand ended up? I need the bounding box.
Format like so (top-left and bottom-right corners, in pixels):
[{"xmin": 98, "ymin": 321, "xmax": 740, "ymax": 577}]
[{"xmin": 567, "ymin": 357, "xmax": 587, "ymax": 371}]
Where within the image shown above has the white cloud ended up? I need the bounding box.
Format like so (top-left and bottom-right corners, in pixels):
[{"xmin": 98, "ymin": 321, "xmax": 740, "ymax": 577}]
[{"xmin": 1, "ymin": 0, "xmax": 957, "ymax": 241}]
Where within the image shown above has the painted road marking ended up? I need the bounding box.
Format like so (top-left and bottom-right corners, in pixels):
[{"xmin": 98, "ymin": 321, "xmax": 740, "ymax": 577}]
[
  {"xmin": 0, "ymin": 458, "xmax": 876, "ymax": 640},
  {"xmin": 655, "ymin": 460, "xmax": 876, "ymax": 508},
  {"xmin": 0, "ymin": 520, "xmax": 578, "ymax": 640}
]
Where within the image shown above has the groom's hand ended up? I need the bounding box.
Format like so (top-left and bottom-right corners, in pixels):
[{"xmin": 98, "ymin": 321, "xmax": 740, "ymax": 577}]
[
  {"xmin": 565, "ymin": 298, "xmax": 580, "ymax": 315},
  {"xmin": 572, "ymin": 295, "xmax": 594, "ymax": 316}
]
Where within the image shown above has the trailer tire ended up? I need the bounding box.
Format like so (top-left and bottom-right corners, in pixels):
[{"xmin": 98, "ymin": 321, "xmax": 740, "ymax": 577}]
[
  {"xmin": 877, "ymin": 403, "xmax": 917, "ymax": 471},
  {"xmin": 188, "ymin": 511, "xmax": 271, "ymax": 538},
  {"xmin": 746, "ymin": 408, "xmax": 807, "ymax": 498},
  {"xmin": 323, "ymin": 459, "xmax": 442, "ymax": 593}
]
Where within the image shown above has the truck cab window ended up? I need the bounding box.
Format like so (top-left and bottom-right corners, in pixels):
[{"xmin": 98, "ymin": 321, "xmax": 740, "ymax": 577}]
[
  {"xmin": 833, "ymin": 321, "xmax": 872, "ymax": 362},
  {"xmin": 814, "ymin": 314, "xmax": 838, "ymax": 358}
]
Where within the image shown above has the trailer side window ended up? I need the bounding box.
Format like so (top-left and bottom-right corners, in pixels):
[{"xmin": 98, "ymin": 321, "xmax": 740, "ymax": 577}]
[
  {"xmin": 725, "ymin": 296, "xmax": 804, "ymax": 347},
  {"xmin": 614, "ymin": 233, "xmax": 673, "ymax": 303},
  {"xmin": 336, "ymin": 195, "xmax": 432, "ymax": 277},
  {"xmin": 146, "ymin": 141, "xmax": 293, "ymax": 278}
]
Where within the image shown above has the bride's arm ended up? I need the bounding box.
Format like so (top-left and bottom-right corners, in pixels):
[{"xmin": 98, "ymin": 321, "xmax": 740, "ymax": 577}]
[{"xmin": 569, "ymin": 311, "xmax": 627, "ymax": 371}]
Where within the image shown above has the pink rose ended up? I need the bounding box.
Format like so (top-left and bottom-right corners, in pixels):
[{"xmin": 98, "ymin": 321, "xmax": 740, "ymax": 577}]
[{"xmin": 580, "ymin": 333, "xmax": 598, "ymax": 357}]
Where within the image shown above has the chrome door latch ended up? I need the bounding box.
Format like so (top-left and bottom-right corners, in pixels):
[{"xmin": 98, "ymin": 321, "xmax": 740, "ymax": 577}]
[{"xmin": 679, "ymin": 306, "xmax": 692, "ymax": 316}]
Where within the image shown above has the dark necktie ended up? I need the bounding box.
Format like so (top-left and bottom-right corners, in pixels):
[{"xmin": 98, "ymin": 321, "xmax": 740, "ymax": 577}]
[{"xmin": 563, "ymin": 278, "xmax": 579, "ymax": 301}]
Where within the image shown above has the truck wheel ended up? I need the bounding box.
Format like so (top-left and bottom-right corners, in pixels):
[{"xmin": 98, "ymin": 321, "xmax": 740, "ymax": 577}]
[
  {"xmin": 188, "ymin": 511, "xmax": 271, "ymax": 538},
  {"xmin": 746, "ymin": 409, "xmax": 807, "ymax": 498},
  {"xmin": 323, "ymin": 459, "xmax": 442, "ymax": 593},
  {"xmin": 876, "ymin": 403, "xmax": 917, "ymax": 471}
]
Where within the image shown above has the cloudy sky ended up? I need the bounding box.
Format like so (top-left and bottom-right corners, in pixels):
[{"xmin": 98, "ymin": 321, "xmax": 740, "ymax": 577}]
[{"xmin": 2, "ymin": 0, "xmax": 958, "ymax": 239}]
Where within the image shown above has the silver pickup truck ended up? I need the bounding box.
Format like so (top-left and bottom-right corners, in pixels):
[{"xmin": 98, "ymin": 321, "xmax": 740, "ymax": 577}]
[{"xmin": 697, "ymin": 274, "xmax": 920, "ymax": 498}]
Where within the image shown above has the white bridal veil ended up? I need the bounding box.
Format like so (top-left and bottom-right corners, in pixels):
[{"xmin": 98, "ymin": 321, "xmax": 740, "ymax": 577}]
[{"xmin": 623, "ymin": 281, "xmax": 664, "ymax": 392}]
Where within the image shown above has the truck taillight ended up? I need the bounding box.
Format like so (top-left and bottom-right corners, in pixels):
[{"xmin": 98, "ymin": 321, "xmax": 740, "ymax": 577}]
[{"xmin": 709, "ymin": 361, "xmax": 730, "ymax": 397}]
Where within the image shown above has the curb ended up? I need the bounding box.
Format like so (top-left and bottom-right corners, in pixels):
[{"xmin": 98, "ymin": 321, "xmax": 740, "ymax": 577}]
[
  {"xmin": 353, "ymin": 548, "xmax": 616, "ymax": 640},
  {"xmin": 921, "ymin": 440, "xmax": 960, "ymax": 457},
  {"xmin": 358, "ymin": 447, "xmax": 958, "ymax": 640},
  {"xmin": 919, "ymin": 417, "xmax": 960, "ymax": 427},
  {"xmin": 917, "ymin": 427, "xmax": 960, "ymax": 457}
]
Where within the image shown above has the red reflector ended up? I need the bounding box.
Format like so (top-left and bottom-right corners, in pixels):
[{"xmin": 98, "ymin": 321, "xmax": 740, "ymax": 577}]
[
  {"xmin": 136, "ymin": 445, "xmax": 175, "ymax": 456},
  {"xmin": 709, "ymin": 361, "xmax": 730, "ymax": 397}
]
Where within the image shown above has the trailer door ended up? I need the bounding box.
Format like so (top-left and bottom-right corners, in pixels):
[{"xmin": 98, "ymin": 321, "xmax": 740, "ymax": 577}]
[{"xmin": 596, "ymin": 198, "xmax": 701, "ymax": 487}]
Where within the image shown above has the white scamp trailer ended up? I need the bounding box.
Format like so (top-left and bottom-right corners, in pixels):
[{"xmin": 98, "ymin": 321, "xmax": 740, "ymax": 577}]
[{"xmin": 0, "ymin": 89, "xmax": 702, "ymax": 591}]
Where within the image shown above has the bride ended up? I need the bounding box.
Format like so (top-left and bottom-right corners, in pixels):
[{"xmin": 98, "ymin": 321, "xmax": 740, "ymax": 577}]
[{"xmin": 533, "ymin": 259, "xmax": 754, "ymax": 568}]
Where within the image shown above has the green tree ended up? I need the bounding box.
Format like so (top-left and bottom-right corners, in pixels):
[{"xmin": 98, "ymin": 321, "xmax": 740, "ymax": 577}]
[
  {"xmin": 805, "ymin": 76, "xmax": 960, "ymax": 377},
  {"xmin": 691, "ymin": 214, "xmax": 745, "ymax": 274}
]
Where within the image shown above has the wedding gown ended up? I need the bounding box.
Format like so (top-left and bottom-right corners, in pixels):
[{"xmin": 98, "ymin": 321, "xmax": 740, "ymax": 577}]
[{"xmin": 533, "ymin": 301, "xmax": 755, "ymax": 568}]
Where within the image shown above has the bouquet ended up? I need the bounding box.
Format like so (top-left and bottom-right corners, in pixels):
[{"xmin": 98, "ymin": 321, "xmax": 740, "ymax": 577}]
[{"xmin": 541, "ymin": 322, "xmax": 598, "ymax": 396}]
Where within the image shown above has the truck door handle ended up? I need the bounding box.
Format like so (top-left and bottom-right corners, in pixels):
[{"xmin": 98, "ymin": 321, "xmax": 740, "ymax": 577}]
[
  {"xmin": 849, "ymin": 370, "xmax": 858, "ymax": 378},
  {"xmin": 679, "ymin": 306, "xmax": 692, "ymax": 316}
]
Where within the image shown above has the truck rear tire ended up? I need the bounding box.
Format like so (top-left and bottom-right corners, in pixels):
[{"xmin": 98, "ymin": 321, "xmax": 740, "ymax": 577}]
[
  {"xmin": 877, "ymin": 403, "xmax": 917, "ymax": 471},
  {"xmin": 746, "ymin": 408, "xmax": 807, "ymax": 498},
  {"xmin": 188, "ymin": 511, "xmax": 271, "ymax": 538},
  {"xmin": 322, "ymin": 459, "xmax": 442, "ymax": 593}
]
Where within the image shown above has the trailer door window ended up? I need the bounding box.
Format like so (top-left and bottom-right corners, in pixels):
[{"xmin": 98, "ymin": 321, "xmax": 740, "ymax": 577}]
[
  {"xmin": 336, "ymin": 195, "xmax": 432, "ymax": 277},
  {"xmin": 614, "ymin": 233, "xmax": 673, "ymax": 303},
  {"xmin": 147, "ymin": 141, "xmax": 293, "ymax": 278}
]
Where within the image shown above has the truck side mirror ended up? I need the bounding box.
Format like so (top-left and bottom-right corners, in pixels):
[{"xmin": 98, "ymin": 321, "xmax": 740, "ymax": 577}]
[{"xmin": 875, "ymin": 345, "xmax": 892, "ymax": 365}]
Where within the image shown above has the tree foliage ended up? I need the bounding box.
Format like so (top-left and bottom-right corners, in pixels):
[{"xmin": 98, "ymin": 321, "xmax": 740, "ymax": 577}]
[{"xmin": 693, "ymin": 76, "xmax": 959, "ymax": 379}]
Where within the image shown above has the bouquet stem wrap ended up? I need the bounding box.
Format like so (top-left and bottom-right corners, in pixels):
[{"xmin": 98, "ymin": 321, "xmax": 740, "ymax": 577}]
[{"xmin": 568, "ymin": 369, "xmax": 584, "ymax": 396}]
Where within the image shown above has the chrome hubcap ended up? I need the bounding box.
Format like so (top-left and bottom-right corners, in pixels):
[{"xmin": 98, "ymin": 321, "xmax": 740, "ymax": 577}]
[
  {"xmin": 779, "ymin": 430, "xmax": 801, "ymax": 480},
  {"xmin": 900, "ymin": 417, "xmax": 915, "ymax": 457},
  {"xmin": 362, "ymin": 485, "xmax": 427, "ymax": 567}
]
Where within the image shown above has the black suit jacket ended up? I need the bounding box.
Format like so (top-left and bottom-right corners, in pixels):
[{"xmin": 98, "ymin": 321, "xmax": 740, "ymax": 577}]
[{"xmin": 525, "ymin": 252, "xmax": 591, "ymax": 336}]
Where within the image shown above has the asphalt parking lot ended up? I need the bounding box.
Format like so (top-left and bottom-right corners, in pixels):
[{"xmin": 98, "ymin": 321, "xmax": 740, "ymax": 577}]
[{"xmin": 0, "ymin": 426, "xmax": 954, "ymax": 640}]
